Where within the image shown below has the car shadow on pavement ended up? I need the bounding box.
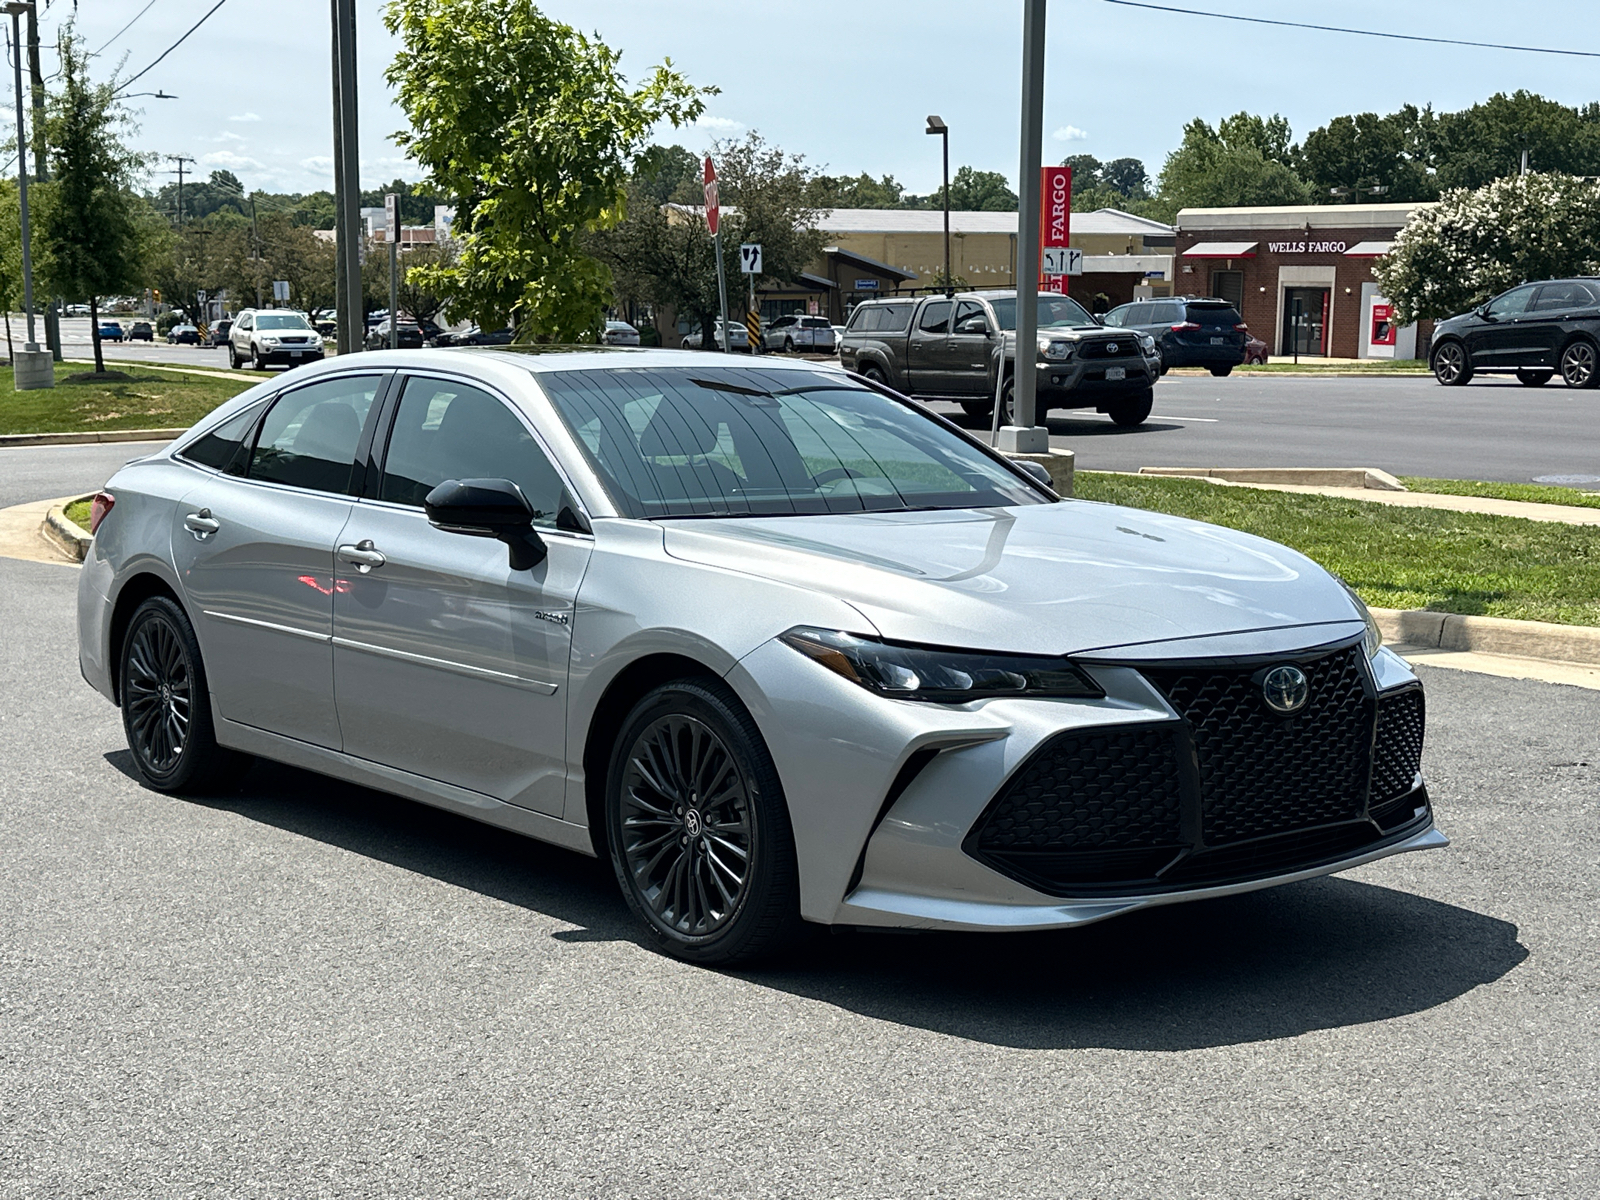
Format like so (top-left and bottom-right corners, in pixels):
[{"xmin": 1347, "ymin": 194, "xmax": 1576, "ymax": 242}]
[
  {"xmin": 106, "ymin": 751, "xmax": 1527, "ymax": 1053},
  {"xmin": 943, "ymin": 412, "xmax": 1186, "ymax": 439}
]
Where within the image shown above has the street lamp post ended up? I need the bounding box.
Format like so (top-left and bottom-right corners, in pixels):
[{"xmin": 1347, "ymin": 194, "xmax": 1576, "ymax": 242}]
[
  {"xmin": 1004, "ymin": 0, "xmax": 1048, "ymax": 452},
  {"xmin": 925, "ymin": 115, "xmax": 950, "ymax": 292},
  {"xmin": 4, "ymin": 0, "xmax": 51, "ymax": 390}
]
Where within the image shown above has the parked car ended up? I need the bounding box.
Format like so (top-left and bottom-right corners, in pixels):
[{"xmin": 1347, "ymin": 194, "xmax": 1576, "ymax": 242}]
[
  {"xmin": 78, "ymin": 347, "xmax": 1438, "ymax": 965},
  {"xmin": 455, "ymin": 325, "xmax": 516, "ymax": 347},
  {"xmin": 1428, "ymin": 278, "xmax": 1600, "ymax": 389},
  {"xmin": 840, "ymin": 290, "xmax": 1161, "ymax": 426},
  {"xmin": 99, "ymin": 321, "xmax": 125, "ymax": 343},
  {"xmin": 166, "ymin": 324, "xmax": 200, "ymax": 345},
  {"xmin": 208, "ymin": 319, "xmax": 234, "ymax": 348},
  {"xmin": 127, "ymin": 321, "xmax": 154, "ymax": 343},
  {"xmin": 1101, "ymin": 296, "xmax": 1249, "ymax": 376},
  {"xmin": 762, "ymin": 314, "xmax": 836, "ymax": 354},
  {"xmin": 1245, "ymin": 335, "xmax": 1268, "ymax": 365},
  {"xmin": 364, "ymin": 317, "xmax": 426, "ymax": 350},
  {"xmin": 681, "ymin": 319, "xmax": 749, "ymax": 351},
  {"xmin": 602, "ymin": 319, "xmax": 641, "ymax": 346},
  {"xmin": 228, "ymin": 308, "xmax": 325, "ymax": 369}
]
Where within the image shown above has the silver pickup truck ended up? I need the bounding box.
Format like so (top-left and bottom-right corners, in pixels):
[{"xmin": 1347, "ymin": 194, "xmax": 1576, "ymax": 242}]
[{"xmin": 838, "ymin": 289, "xmax": 1162, "ymax": 426}]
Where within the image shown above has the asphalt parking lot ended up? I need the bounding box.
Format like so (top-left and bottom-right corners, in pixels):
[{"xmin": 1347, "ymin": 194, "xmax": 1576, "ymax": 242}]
[{"xmin": 3, "ymin": 547, "xmax": 1596, "ymax": 1197}]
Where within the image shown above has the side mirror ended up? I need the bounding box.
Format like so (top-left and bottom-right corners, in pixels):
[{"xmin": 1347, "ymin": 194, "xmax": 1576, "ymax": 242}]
[
  {"xmin": 1013, "ymin": 459, "xmax": 1054, "ymax": 490},
  {"xmin": 424, "ymin": 477, "xmax": 547, "ymax": 570}
]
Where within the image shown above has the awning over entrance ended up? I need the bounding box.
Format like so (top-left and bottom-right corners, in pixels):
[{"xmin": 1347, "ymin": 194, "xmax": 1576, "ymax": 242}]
[
  {"xmin": 821, "ymin": 245, "xmax": 918, "ymax": 282},
  {"xmin": 1181, "ymin": 241, "xmax": 1258, "ymax": 258},
  {"xmin": 797, "ymin": 271, "xmax": 837, "ymax": 291},
  {"xmin": 1345, "ymin": 241, "xmax": 1393, "ymax": 257}
]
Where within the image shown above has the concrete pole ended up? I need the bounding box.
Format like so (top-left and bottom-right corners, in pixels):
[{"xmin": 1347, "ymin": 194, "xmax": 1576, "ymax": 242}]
[
  {"xmin": 25, "ymin": 5, "xmax": 58, "ymax": 361},
  {"xmin": 330, "ymin": 0, "xmax": 349, "ymax": 349},
  {"xmin": 1002, "ymin": 0, "xmax": 1048, "ymax": 453},
  {"xmin": 7, "ymin": 7, "xmax": 49, "ymax": 389},
  {"xmin": 334, "ymin": 0, "xmax": 362, "ymax": 354}
]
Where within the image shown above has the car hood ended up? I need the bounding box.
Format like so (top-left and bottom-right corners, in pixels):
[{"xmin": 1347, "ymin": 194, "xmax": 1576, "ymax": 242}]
[{"xmin": 662, "ymin": 502, "xmax": 1361, "ymax": 656}]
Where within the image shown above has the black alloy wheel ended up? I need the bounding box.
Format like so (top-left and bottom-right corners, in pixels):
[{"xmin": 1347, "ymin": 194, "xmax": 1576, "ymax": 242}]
[
  {"xmin": 1108, "ymin": 389, "xmax": 1154, "ymax": 427},
  {"xmin": 1432, "ymin": 341, "xmax": 1472, "ymax": 386},
  {"xmin": 1560, "ymin": 340, "xmax": 1598, "ymax": 390},
  {"xmin": 606, "ymin": 679, "xmax": 803, "ymax": 964},
  {"xmin": 1516, "ymin": 369, "xmax": 1554, "ymax": 387},
  {"xmin": 120, "ymin": 596, "xmax": 234, "ymax": 792}
]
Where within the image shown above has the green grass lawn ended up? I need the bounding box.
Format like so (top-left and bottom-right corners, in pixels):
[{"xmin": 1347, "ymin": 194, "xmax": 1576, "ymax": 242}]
[
  {"xmin": 1235, "ymin": 361, "xmax": 1431, "ymax": 374},
  {"xmin": 1399, "ymin": 476, "xmax": 1600, "ymax": 511},
  {"xmin": 1074, "ymin": 471, "xmax": 1600, "ymax": 627},
  {"xmin": 0, "ymin": 363, "xmax": 253, "ymax": 435},
  {"xmin": 63, "ymin": 498, "xmax": 91, "ymax": 529}
]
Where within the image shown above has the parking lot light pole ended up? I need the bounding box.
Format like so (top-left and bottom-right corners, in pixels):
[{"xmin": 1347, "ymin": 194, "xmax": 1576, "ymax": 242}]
[
  {"xmin": 926, "ymin": 115, "xmax": 950, "ymax": 292},
  {"xmin": 1001, "ymin": 0, "xmax": 1047, "ymax": 452},
  {"xmin": 5, "ymin": 0, "xmax": 51, "ymax": 390}
]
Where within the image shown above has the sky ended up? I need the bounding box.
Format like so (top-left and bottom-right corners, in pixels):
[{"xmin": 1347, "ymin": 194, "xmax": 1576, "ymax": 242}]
[{"xmin": 46, "ymin": 0, "xmax": 1600, "ymax": 198}]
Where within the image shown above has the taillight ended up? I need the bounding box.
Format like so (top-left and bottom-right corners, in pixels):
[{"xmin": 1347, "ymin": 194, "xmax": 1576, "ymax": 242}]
[
  {"xmin": 1171, "ymin": 321, "xmax": 1200, "ymax": 331},
  {"xmin": 1235, "ymin": 323, "xmax": 1249, "ymax": 332},
  {"xmin": 89, "ymin": 491, "xmax": 115, "ymax": 534}
]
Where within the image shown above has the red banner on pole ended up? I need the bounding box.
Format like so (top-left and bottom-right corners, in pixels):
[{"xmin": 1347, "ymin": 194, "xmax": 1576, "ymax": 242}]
[
  {"xmin": 1039, "ymin": 165, "xmax": 1072, "ymax": 291},
  {"xmin": 703, "ymin": 157, "xmax": 720, "ymax": 236}
]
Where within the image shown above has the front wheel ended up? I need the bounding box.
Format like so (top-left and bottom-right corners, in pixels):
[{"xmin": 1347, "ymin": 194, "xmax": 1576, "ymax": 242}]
[
  {"xmin": 1560, "ymin": 340, "xmax": 1598, "ymax": 389},
  {"xmin": 119, "ymin": 596, "xmax": 237, "ymax": 793},
  {"xmin": 858, "ymin": 363, "xmax": 887, "ymax": 386},
  {"xmin": 227, "ymin": 344, "xmax": 240, "ymax": 369},
  {"xmin": 1432, "ymin": 341, "xmax": 1472, "ymax": 386},
  {"xmin": 1108, "ymin": 389, "xmax": 1154, "ymax": 427},
  {"xmin": 605, "ymin": 679, "xmax": 804, "ymax": 965},
  {"xmin": 253, "ymin": 346, "xmax": 267, "ymax": 371},
  {"xmin": 1209, "ymin": 364, "xmax": 1234, "ymax": 377},
  {"xmin": 782, "ymin": 337, "xmax": 794, "ymax": 354},
  {"xmin": 1516, "ymin": 369, "xmax": 1553, "ymax": 387}
]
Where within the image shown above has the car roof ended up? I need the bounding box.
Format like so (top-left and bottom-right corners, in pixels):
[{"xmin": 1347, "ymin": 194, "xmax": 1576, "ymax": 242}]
[{"xmin": 285, "ymin": 346, "xmax": 852, "ymax": 378}]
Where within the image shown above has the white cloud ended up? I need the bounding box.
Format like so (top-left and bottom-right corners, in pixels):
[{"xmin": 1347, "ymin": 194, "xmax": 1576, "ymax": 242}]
[
  {"xmin": 693, "ymin": 116, "xmax": 744, "ymax": 133},
  {"xmin": 209, "ymin": 131, "xmax": 246, "ymax": 144},
  {"xmin": 202, "ymin": 150, "xmax": 265, "ymax": 171},
  {"xmin": 228, "ymin": 112, "xmax": 262, "ymax": 123},
  {"xmin": 300, "ymin": 156, "xmax": 335, "ymax": 172},
  {"xmin": 1052, "ymin": 125, "xmax": 1089, "ymax": 142}
]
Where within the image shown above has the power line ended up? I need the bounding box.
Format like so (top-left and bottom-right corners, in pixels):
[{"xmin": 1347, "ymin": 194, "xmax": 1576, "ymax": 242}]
[
  {"xmin": 116, "ymin": 0, "xmax": 231, "ymax": 94},
  {"xmin": 96, "ymin": 0, "xmax": 164, "ymax": 56},
  {"xmin": 1100, "ymin": 0, "xmax": 1600, "ymax": 59}
]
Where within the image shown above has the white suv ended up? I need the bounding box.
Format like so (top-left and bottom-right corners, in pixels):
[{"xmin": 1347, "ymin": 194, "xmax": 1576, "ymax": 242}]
[
  {"xmin": 228, "ymin": 309, "xmax": 325, "ymax": 369},
  {"xmin": 761, "ymin": 314, "xmax": 836, "ymax": 353}
]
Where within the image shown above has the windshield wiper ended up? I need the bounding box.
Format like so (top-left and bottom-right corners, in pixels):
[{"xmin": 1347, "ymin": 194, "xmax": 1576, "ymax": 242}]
[{"xmin": 689, "ymin": 377, "xmax": 771, "ymax": 398}]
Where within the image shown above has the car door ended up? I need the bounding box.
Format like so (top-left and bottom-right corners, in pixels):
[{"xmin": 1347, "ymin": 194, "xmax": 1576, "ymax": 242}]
[
  {"xmin": 172, "ymin": 372, "xmax": 389, "ymax": 748},
  {"xmin": 1517, "ymin": 282, "xmax": 1596, "ymax": 367},
  {"xmin": 331, "ymin": 373, "xmax": 593, "ymax": 815},
  {"xmin": 906, "ymin": 299, "xmax": 952, "ymax": 393},
  {"xmin": 231, "ymin": 312, "xmax": 252, "ymax": 357},
  {"xmin": 941, "ymin": 301, "xmax": 993, "ymax": 396},
  {"xmin": 1469, "ymin": 285, "xmax": 1536, "ymax": 367}
]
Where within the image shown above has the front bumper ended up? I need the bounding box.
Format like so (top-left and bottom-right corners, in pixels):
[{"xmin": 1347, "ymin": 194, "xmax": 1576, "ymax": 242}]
[
  {"xmin": 1035, "ymin": 352, "xmax": 1161, "ymax": 404},
  {"xmin": 258, "ymin": 346, "xmax": 326, "ymax": 364}
]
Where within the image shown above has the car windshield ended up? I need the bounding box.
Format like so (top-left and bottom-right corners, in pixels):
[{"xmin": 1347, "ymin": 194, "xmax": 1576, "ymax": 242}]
[
  {"xmin": 256, "ymin": 313, "xmax": 312, "ymax": 331},
  {"xmin": 539, "ymin": 366, "xmax": 1047, "ymax": 519},
  {"xmin": 988, "ymin": 295, "xmax": 1096, "ymax": 330}
]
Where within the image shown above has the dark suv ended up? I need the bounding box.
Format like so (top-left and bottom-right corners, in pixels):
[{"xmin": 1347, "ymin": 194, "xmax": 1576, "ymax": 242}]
[
  {"xmin": 1102, "ymin": 296, "xmax": 1249, "ymax": 376},
  {"xmin": 1429, "ymin": 278, "xmax": 1600, "ymax": 389}
]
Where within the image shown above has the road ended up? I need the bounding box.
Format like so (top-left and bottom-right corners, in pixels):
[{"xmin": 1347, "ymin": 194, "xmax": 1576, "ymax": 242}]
[
  {"xmin": 55, "ymin": 314, "xmax": 234, "ymax": 369},
  {"xmin": 2, "ymin": 550, "xmax": 1596, "ymax": 1197}
]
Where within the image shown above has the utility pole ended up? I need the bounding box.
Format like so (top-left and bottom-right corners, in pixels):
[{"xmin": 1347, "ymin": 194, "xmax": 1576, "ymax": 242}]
[
  {"xmin": 24, "ymin": 2, "xmax": 57, "ymax": 361},
  {"xmin": 5, "ymin": 1, "xmax": 50, "ymax": 389},
  {"xmin": 331, "ymin": 0, "xmax": 362, "ymax": 355},
  {"xmin": 1003, "ymin": 0, "xmax": 1049, "ymax": 453},
  {"xmin": 167, "ymin": 155, "xmax": 197, "ymax": 227}
]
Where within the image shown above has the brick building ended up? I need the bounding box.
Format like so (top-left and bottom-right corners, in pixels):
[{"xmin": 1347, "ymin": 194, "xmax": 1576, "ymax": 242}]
[{"xmin": 1175, "ymin": 203, "xmax": 1434, "ymax": 359}]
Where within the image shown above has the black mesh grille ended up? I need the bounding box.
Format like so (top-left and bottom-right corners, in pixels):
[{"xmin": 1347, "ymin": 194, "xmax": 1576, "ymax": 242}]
[
  {"xmin": 1079, "ymin": 338, "xmax": 1141, "ymax": 360},
  {"xmin": 1143, "ymin": 647, "xmax": 1373, "ymax": 846},
  {"xmin": 973, "ymin": 726, "xmax": 1183, "ymax": 851},
  {"xmin": 1371, "ymin": 688, "xmax": 1425, "ymax": 804},
  {"xmin": 1158, "ymin": 823, "xmax": 1384, "ymax": 888}
]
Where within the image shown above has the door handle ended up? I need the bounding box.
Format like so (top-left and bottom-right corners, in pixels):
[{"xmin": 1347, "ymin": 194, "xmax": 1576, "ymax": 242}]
[
  {"xmin": 336, "ymin": 539, "xmax": 386, "ymax": 573},
  {"xmin": 183, "ymin": 508, "xmax": 219, "ymax": 539}
]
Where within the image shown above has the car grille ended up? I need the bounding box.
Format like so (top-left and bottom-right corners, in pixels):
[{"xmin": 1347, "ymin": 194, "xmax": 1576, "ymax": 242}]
[
  {"xmin": 964, "ymin": 641, "xmax": 1428, "ymax": 896},
  {"xmin": 1079, "ymin": 339, "xmax": 1140, "ymax": 359}
]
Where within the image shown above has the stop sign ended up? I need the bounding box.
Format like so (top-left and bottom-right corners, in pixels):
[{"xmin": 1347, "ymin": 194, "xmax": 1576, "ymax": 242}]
[{"xmin": 703, "ymin": 156, "xmax": 720, "ymax": 236}]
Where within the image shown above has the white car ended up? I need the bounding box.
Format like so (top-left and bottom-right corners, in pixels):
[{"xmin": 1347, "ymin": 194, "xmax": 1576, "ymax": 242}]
[
  {"xmin": 681, "ymin": 320, "xmax": 749, "ymax": 351},
  {"xmin": 228, "ymin": 309, "xmax": 325, "ymax": 370},
  {"xmin": 762, "ymin": 314, "xmax": 836, "ymax": 354},
  {"xmin": 602, "ymin": 320, "xmax": 641, "ymax": 346}
]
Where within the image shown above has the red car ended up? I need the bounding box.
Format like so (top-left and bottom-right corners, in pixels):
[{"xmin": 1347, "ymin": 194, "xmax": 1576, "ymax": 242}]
[{"xmin": 1245, "ymin": 335, "xmax": 1268, "ymax": 365}]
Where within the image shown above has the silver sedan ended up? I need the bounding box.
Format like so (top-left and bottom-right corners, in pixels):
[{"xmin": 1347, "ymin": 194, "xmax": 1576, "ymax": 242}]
[{"xmin": 77, "ymin": 349, "xmax": 1443, "ymax": 964}]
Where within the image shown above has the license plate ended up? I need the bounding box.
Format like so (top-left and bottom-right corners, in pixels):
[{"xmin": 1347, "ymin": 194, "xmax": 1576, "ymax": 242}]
[
  {"xmin": 1106, "ymin": 367, "xmax": 1126, "ymax": 381},
  {"xmin": 290, "ymin": 351, "xmax": 302, "ymax": 357},
  {"xmin": 1210, "ymin": 336, "xmax": 1224, "ymax": 345}
]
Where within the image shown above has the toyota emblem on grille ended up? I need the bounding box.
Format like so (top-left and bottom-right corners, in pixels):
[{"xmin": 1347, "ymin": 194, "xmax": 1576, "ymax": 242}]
[
  {"xmin": 1106, "ymin": 342, "xmax": 1118, "ymax": 353},
  {"xmin": 1262, "ymin": 665, "xmax": 1309, "ymax": 714}
]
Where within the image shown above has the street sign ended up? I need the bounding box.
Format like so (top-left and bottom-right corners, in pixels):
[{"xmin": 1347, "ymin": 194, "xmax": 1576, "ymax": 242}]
[
  {"xmin": 703, "ymin": 157, "xmax": 720, "ymax": 236},
  {"xmin": 273, "ymin": 280, "xmax": 290, "ymax": 302},
  {"xmin": 739, "ymin": 243, "xmax": 762, "ymax": 274},
  {"xmin": 1042, "ymin": 247, "xmax": 1082, "ymax": 276},
  {"xmin": 1040, "ymin": 165, "xmax": 1072, "ymax": 253},
  {"xmin": 385, "ymin": 192, "xmax": 398, "ymax": 235},
  {"xmin": 853, "ymin": 279, "xmax": 879, "ymax": 291}
]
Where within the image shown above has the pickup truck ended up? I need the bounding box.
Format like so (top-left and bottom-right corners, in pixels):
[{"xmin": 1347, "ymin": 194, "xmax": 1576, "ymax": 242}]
[{"xmin": 838, "ymin": 289, "xmax": 1162, "ymax": 426}]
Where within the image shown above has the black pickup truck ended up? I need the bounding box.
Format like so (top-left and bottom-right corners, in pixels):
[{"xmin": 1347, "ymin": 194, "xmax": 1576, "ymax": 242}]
[{"xmin": 838, "ymin": 289, "xmax": 1162, "ymax": 426}]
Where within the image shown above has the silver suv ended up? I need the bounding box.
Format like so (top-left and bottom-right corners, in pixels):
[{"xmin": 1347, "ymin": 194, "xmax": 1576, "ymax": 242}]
[{"xmin": 228, "ymin": 309, "xmax": 325, "ymax": 370}]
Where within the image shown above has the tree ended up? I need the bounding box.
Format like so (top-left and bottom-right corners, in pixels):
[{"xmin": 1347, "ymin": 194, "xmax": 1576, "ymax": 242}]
[
  {"xmin": 1101, "ymin": 157, "xmax": 1150, "ymax": 200},
  {"xmin": 148, "ymin": 225, "xmax": 225, "ymax": 326},
  {"xmin": 1374, "ymin": 174, "xmax": 1600, "ymax": 323},
  {"xmin": 1431, "ymin": 91, "xmax": 1600, "ymax": 191},
  {"xmin": 0, "ymin": 181, "xmax": 20, "ymax": 359},
  {"xmin": 805, "ymin": 171, "xmax": 907, "ymax": 209},
  {"xmin": 384, "ymin": 0, "xmax": 709, "ymax": 341},
  {"xmin": 38, "ymin": 29, "xmax": 163, "ymax": 372},
  {"xmin": 632, "ymin": 144, "xmax": 701, "ymax": 207},
  {"xmin": 1299, "ymin": 108, "xmax": 1437, "ymax": 203},
  {"xmin": 152, "ymin": 169, "xmax": 250, "ymax": 223},
  {"xmin": 1156, "ymin": 114, "xmax": 1310, "ymax": 212},
  {"xmin": 396, "ymin": 243, "xmax": 452, "ymax": 326},
  {"xmin": 944, "ymin": 166, "xmax": 1017, "ymax": 211}
]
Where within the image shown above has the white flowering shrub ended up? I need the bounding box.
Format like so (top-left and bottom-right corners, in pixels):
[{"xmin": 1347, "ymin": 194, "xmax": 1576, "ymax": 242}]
[{"xmin": 1375, "ymin": 174, "xmax": 1600, "ymax": 323}]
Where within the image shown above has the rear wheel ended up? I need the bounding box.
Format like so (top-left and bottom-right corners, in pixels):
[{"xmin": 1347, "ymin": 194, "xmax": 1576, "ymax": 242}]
[
  {"xmin": 605, "ymin": 679, "xmax": 804, "ymax": 965},
  {"xmin": 1559, "ymin": 339, "xmax": 1598, "ymax": 389},
  {"xmin": 1209, "ymin": 364, "xmax": 1234, "ymax": 377},
  {"xmin": 1108, "ymin": 389, "xmax": 1154, "ymax": 427},
  {"xmin": 1516, "ymin": 368, "xmax": 1553, "ymax": 387},
  {"xmin": 1432, "ymin": 341, "xmax": 1472, "ymax": 386},
  {"xmin": 119, "ymin": 596, "xmax": 236, "ymax": 793},
  {"xmin": 782, "ymin": 337, "xmax": 794, "ymax": 353},
  {"xmin": 858, "ymin": 363, "xmax": 887, "ymax": 385}
]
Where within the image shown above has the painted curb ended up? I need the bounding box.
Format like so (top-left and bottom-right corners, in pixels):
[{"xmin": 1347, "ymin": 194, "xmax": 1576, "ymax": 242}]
[
  {"xmin": 1139, "ymin": 466, "xmax": 1406, "ymax": 491},
  {"xmin": 42, "ymin": 495, "xmax": 94, "ymax": 563},
  {"xmin": 0, "ymin": 428, "xmax": 185, "ymax": 448},
  {"xmin": 1374, "ymin": 607, "xmax": 1600, "ymax": 668}
]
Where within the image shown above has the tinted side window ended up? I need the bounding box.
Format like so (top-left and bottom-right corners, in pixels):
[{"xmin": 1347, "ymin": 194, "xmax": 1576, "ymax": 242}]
[
  {"xmin": 1531, "ymin": 282, "xmax": 1595, "ymax": 311},
  {"xmin": 1485, "ymin": 286, "xmax": 1536, "ymax": 318},
  {"xmin": 1192, "ymin": 304, "xmax": 1243, "ymax": 327},
  {"xmin": 178, "ymin": 400, "xmax": 267, "ymax": 474},
  {"xmin": 952, "ymin": 301, "xmax": 987, "ymax": 334},
  {"xmin": 249, "ymin": 375, "xmax": 381, "ymax": 494},
  {"xmin": 380, "ymin": 376, "xmax": 569, "ymax": 528},
  {"xmin": 880, "ymin": 304, "xmax": 913, "ymax": 332},
  {"xmin": 918, "ymin": 301, "xmax": 951, "ymax": 333},
  {"xmin": 1150, "ymin": 303, "xmax": 1183, "ymax": 325},
  {"xmin": 846, "ymin": 307, "xmax": 871, "ymax": 331}
]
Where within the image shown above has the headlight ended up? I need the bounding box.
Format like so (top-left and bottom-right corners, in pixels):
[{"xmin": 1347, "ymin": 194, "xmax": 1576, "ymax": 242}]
[
  {"xmin": 779, "ymin": 627, "xmax": 1103, "ymax": 703},
  {"xmin": 261, "ymin": 335, "xmax": 279, "ymax": 345},
  {"xmin": 1139, "ymin": 334, "xmax": 1156, "ymax": 352},
  {"xmin": 1337, "ymin": 579, "xmax": 1383, "ymax": 657},
  {"xmin": 1040, "ymin": 339, "xmax": 1072, "ymax": 361}
]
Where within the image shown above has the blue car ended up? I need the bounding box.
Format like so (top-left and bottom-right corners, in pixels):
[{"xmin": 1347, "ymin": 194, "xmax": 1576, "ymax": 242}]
[{"xmin": 98, "ymin": 321, "xmax": 125, "ymax": 343}]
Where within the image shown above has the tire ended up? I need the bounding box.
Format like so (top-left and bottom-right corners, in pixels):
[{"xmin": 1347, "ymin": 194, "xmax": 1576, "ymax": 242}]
[
  {"xmin": 958, "ymin": 399, "xmax": 993, "ymax": 420},
  {"xmin": 1516, "ymin": 369, "xmax": 1553, "ymax": 387},
  {"xmin": 253, "ymin": 345, "xmax": 267, "ymax": 371},
  {"xmin": 605, "ymin": 678, "xmax": 804, "ymax": 965},
  {"xmin": 1431, "ymin": 340, "xmax": 1472, "ymax": 386},
  {"xmin": 119, "ymin": 596, "xmax": 237, "ymax": 793},
  {"xmin": 227, "ymin": 343, "xmax": 240, "ymax": 369},
  {"xmin": 1209, "ymin": 364, "xmax": 1233, "ymax": 377},
  {"xmin": 1108, "ymin": 389, "xmax": 1154, "ymax": 427},
  {"xmin": 1559, "ymin": 339, "xmax": 1598, "ymax": 389},
  {"xmin": 858, "ymin": 363, "xmax": 887, "ymax": 385},
  {"xmin": 783, "ymin": 337, "xmax": 794, "ymax": 354},
  {"xmin": 996, "ymin": 374, "xmax": 1016, "ymax": 426}
]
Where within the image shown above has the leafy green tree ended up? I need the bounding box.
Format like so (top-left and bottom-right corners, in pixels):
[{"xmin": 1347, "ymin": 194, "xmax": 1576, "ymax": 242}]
[
  {"xmin": 1299, "ymin": 108, "xmax": 1437, "ymax": 202},
  {"xmin": 944, "ymin": 166, "xmax": 1017, "ymax": 211},
  {"xmin": 37, "ymin": 29, "xmax": 164, "ymax": 372},
  {"xmin": 396, "ymin": 243, "xmax": 453, "ymax": 326},
  {"xmin": 1156, "ymin": 114, "xmax": 1310, "ymax": 211},
  {"xmin": 384, "ymin": 0, "xmax": 709, "ymax": 341},
  {"xmin": 632, "ymin": 144, "xmax": 702, "ymax": 207},
  {"xmin": 148, "ymin": 225, "xmax": 225, "ymax": 326},
  {"xmin": 1374, "ymin": 174, "xmax": 1600, "ymax": 323},
  {"xmin": 1431, "ymin": 91, "xmax": 1600, "ymax": 191},
  {"xmin": 0, "ymin": 180, "xmax": 20, "ymax": 359},
  {"xmin": 806, "ymin": 171, "xmax": 907, "ymax": 209},
  {"xmin": 152, "ymin": 169, "xmax": 250, "ymax": 224},
  {"xmin": 1101, "ymin": 157, "xmax": 1149, "ymax": 199}
]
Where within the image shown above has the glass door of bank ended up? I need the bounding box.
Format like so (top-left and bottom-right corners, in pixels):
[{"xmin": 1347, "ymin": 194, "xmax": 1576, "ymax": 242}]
[{"xmin": 1282, "ymin": 287, "xmax": 1330, "ymax": 356}]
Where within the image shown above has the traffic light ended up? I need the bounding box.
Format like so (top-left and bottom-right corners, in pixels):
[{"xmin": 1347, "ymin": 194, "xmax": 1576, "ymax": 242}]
[{"xmin": 153, "ymin": 289, "xmax": 161, "ymax": 304}]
